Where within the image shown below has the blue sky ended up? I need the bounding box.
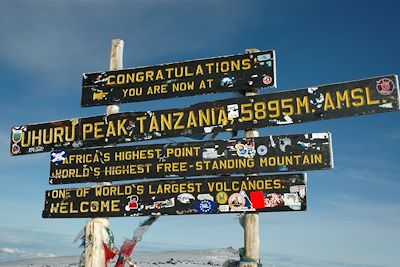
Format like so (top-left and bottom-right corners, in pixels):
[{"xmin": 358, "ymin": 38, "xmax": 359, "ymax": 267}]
[{"xmin": 1, "ymin": 0, "xmax": 400, "ymax": 266}]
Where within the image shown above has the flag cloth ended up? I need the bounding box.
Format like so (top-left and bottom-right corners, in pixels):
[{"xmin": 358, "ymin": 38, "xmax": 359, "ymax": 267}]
[{"xmin": 114, "ymin": 216, "xmax": 159, "ymax": 267}]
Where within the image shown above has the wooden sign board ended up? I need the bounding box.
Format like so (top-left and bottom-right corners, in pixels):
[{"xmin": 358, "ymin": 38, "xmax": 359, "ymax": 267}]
[
  {"xmin": 81, "ymin": 50, "xmax": 276, "ymax": 106},
  {"xmin": 11, "ymin": 75, "xmax": 399, "ymax": 156},
  {"xmin": 49, "ymin": 133, "xmax": 332, "ymax": 184},
  {"xmin": 42, "ymin": 173, "xmax": 307, "ymax": 218}
]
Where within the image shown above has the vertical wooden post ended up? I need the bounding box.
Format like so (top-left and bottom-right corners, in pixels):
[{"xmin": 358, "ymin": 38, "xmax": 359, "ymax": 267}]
[
  {"xmin": 85, "ymin": 39, "xmax": 124, "ymax": 267},
  {"xmin": 240, "ymin": 48, "xmax": 260, "ymax": 267}
]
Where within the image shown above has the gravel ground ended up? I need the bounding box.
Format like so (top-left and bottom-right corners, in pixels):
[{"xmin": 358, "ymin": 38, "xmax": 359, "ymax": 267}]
[{"xmin": 0, "ymin": 248, "xmax": 240, "ymax": 267}]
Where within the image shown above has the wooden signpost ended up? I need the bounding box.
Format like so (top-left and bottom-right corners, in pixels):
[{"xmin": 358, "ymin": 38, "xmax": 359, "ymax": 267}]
[
  {"xmin": 10, "ymin": 75, "xmax": 399, "ymax": 156},
  {"xmin": 42, "ymin": 173, "xmax": 307, "ymax": 218},
  {"xmin": 84, "ymin": 39, "xmax": 124, "ymax": 267},
  {"xmin": 9, "ymin": 38, "xmax": 400, "ymax": 267},
  {"xmin": 81, "ymin": 50, "xmax": 276, "ymax": 106},
  {"xmin": 49, "ymin": 133, "xmax": 332, "ymax": 184}
]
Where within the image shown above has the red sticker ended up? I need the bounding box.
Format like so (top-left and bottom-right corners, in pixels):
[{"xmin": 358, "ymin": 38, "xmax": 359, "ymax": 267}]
[
  {"xmin": 263, "ymin": 75, "xmax": 273, "ymax": 85},
  {"xmin": 376, "ymin": 78, "xmax": 395, "ymax": 95},
  {"xmin": 250, "ymin": 191, "xmax": 265, "ymax": 210}
]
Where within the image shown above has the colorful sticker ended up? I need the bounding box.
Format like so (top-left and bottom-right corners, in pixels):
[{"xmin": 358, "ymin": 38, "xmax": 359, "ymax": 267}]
[
  {"xmin": 144, "ymin": 198, "xmax": 175, "ymax": 210},
  {"xmin": 51, "ymin": 151, "xmax": 67, "ymax": 164},
  {"xmin": 125, "ymin": 195, "xmax": 139, "ymax": 211},
  {"xmin": 11, "ymin": 143, "xmax": 20, "ymax": 155},
  {"xmin": 262, "ymin": 75, "xmax": 273, "ymax": 85},
  {"xmin": 228, "ymin": 193, "xmax": 246, "ymax": 211},
  {"xmin": 196, "ymin": 200, "xmax": 216, "ymax": 214},
  {"xmin": 216, "ymin": 192, "xmax": 228, "ymax": 204},
  {"xmin": 250, "ymin": 191, "xmax": 265, "ymax": 210},
  {"xmin": 264, "ymin": 193, "xmax": 284, "ymax": 207},
  {"xmin": 234, "ymin": 141, "xmax": 256, "ymax": 159},
  {"xmin": 11, "ymin": 126, "xmax": 25, "ymax": 143},
  {"xmin": 257, "ymin": 54, "xmax": 271, "ymax": 61},
  {"xmin": 376, "ymin": 78, "xmax": 395, "ymax": 95},
  {"xmin": 154, "ymin": 198, "xmax": 175, "ymax": 209}
]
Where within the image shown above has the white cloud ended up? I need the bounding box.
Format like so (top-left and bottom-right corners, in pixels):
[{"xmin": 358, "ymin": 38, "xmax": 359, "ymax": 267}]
[
  {"xmin": 0, "ymin": 248, "xmax": 21, "ymax": 254},
  {"xmin": 0, "ymin": 247, "xmax": 56, "ymax": 258}
]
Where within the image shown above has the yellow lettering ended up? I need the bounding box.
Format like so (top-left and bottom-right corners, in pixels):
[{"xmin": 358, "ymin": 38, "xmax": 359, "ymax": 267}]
[
  {"xmin": 173, "ymin": 112, "xmax": 185, "ymax": 130},
  {"xmin": 187, "ymin": 111, "xmax": 198, "ymax": 128},
  {"xmin": 149, "ymin": 116, "xmax": 160, "ymax": 132},
  {"xmin": 82, "ymin": 123, "xmax": 93, "ymax": 140},
  {"xmin": 196, "ymin": 64, "xmax": 204, "ymax": 75},
  {"xmin": 323, "ymin": 92, "xmax": 336, "ymax": 111},
  {"xmin": 351, "ymin": 88, "xmax": 365, "ymax": 107},
  {"xmin": 336, "ymin": 90, "xmax": 350, "ymax": 109},
  {"xmin": 107, "ymin": 75, "xmax": 116, "ymax": 85},
  {"xmin": 366, "ymin": 87, "xmax": 380, "ymax": 105},
  {"xmin": 296, "ymin": 96, "xmax": 310, "ymax": 115},
  {"xmin": 117, "ymin": 119, "xmax": 128, "ymax": 135},
  {"xmin": 53, "ymin": 127, "xmax": 64, "ymax": 144},
  {"xmin": 241, "ymin": 58, "xmax": 251, "ymax": 70},
  {"xmin": 156, "ymin": 70, "xmax": 164, "ymax": 80},
  {"xmin": 136, "ymin": 116, "xmax": 147, "ymax": 133},
  {"xmin": 94, "ymin": 122, "xmax": 104, "ymax": 139},
  {"xmin": 106, "ymin": 121, "xmax": 116, "ymax": 136}
]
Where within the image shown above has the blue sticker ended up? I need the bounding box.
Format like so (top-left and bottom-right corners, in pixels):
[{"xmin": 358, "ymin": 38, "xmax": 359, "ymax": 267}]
[
  {"xmin": 51, "ymin": 151, "xmax": 67, "ymax": 164},
  {"xmin": 278, "ymin": 166, "xmax": 288, "ymax": 171},
  {"xmin": 195, "ymin": 200, "xmax": 216, "ymax": 214}
]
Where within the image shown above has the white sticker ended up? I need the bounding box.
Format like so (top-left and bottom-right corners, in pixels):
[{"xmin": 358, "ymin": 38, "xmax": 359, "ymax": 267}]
[
  {"xmin": 203, "ymin": 148, "xmax": 219, "ymax": 159},
  {"xmin": 257, "ymin": 145, "xmax": 268, "ymax": 156},
  {"xmin": 219, "ymin": 205, "xmax": 230, "ymax": 212},
  {"xmin": 227, "ymin": 104, "xmax": 239, "ymax": 118},
  {"xmin": 311, "ymin": 133, "xmax": 328, "ymax": 139},
  {"xmin": 283, "ymin": 193, "xmax": 300, "ymax": 206},
  {"xmin": 197, "ymin": 194, "xmax": 214, "ymax": 201},
  {"xmin": 177, "ymin": 193, "xmax": 195, "ymax": 204}
]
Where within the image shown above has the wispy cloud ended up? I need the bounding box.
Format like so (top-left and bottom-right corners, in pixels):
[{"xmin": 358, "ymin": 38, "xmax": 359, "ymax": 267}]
[
  {"xmin": 322, "ymin": 193, "xmax": 400, "ymax": 226},
  {"xmin": 320, "ymin": 166, "xmax": 400, "ymax": 188},
  {"xmin": 0, "ymin": 226, "xmax": 80, "ymax": 262},
  {"xmin": 386, "ymin": 132, "xmax": 400, "ymax": 140},
  {"xmin": 337, "ymin": 168, "xmax": 400, "ymax": 187},
  {"xmin": 0, "ymin": 247, "xmax": 56, "ymax": 262}
]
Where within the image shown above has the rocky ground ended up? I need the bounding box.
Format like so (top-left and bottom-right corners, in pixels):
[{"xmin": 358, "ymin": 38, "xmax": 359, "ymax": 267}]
[{"xmin": 0, "ymin": 248, "xmax": 240, "ymax": 267}]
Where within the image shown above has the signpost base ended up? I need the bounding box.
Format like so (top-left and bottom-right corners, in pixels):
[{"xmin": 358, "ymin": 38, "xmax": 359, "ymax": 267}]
[
  {"xmin": 85, "ymin": 218, "xmax": 110, "ymax": 267},
  {"xmin": 241, "ymin": 212, "xmax": 260, "ymax": 267},
  {"xmin": 239, "ymin": 263, "xmax": 259, "ymax": 267}
]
